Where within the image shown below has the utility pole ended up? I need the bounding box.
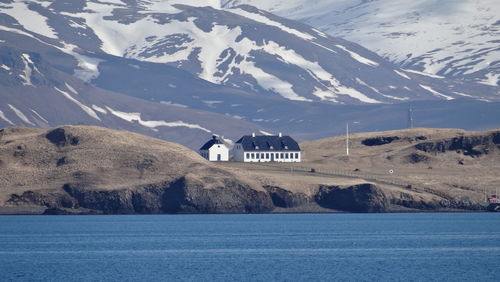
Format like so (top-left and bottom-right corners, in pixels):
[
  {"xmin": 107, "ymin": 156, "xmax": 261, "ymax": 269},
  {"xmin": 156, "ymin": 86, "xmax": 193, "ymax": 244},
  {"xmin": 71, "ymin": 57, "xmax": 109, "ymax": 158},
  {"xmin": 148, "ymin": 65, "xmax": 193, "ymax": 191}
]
[{"xmin": 408, "ymin": 103, "xmax": 414, "ymax": 128}]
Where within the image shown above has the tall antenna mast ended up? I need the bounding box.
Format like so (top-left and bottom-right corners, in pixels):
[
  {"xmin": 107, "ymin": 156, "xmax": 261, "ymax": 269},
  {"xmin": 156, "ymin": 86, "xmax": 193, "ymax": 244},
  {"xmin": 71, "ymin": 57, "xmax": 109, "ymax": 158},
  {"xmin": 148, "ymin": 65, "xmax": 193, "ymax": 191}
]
[
  {"xmin": 346, "ymin": 122, "xmax": 349, "ymax": 157},
  {"xmin": 408, "ymin": 103, "xmax": 414, "ymax": 128}
]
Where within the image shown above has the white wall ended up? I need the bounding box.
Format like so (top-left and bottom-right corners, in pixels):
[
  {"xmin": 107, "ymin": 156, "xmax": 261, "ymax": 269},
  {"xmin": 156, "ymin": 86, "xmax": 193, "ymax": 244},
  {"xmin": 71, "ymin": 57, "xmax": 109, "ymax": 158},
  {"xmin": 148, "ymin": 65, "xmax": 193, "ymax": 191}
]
[
  {"xmin": 209, "ymin": 144, "xmax": 229, "ymax": 161},
  {"xmin": 199, "ymin": 144, "xmax": 229, "ymax": 161},
  {"xmin": 240, "ymin": 151, "xmax": 301, "ymax": 162}
]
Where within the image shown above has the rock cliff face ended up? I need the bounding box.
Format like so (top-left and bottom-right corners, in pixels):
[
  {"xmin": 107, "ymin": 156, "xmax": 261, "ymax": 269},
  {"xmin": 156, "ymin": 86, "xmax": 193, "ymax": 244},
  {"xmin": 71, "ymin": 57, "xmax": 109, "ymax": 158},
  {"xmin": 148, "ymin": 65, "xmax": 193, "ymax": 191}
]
[
  {"xmin": 415, "ymin": 132, "xmax": 500, "ymax": 157},
  {"xmin": 6, "ymin": 179, "xmax": 274, "ymax": 214},
  {"xmin": 315, "ymin": 184, "xmax": 388, "ymax": 213}
]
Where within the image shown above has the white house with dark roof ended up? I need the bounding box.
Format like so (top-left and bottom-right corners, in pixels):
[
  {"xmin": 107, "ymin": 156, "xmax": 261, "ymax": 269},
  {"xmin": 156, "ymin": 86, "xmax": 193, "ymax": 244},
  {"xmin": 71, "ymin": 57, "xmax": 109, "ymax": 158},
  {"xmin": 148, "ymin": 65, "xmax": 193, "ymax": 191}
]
[
  {"xmin": 232, "ymin": 133, "xmax": 301, "ymax": 162},
  {"xmin": 199, "ymin": 136, "xmax": 229, "ymax": 161}
]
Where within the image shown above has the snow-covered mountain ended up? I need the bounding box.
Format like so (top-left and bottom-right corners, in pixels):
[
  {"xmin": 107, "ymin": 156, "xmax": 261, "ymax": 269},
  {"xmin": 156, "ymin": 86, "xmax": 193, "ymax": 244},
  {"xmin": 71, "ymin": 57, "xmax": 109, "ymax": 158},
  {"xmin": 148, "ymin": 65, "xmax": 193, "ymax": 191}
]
[
  {"xmin": 1, "ymin": 0, "xmax": 497, "ymax": 104},
  {"xmin": 0, "ymin": 45, "xmax": 262, "ymax": 148},
  {"xmin": 1, "ymin": 0, "xmax": 499, "ymax": 145},
  {"xmin": 224, "ymin": 0, "xmax": 500, "ymax": 86}
]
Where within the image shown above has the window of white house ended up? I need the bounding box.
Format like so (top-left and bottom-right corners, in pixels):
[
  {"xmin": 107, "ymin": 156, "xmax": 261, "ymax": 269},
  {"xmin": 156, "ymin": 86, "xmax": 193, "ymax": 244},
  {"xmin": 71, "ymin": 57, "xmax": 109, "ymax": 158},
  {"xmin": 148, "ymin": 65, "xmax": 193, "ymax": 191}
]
[
  {"xmin": 251, "ymin": 153, "xmax": 255, "ymax": 159},
  {"xmin": 285, "ymin": 153, "xmax": 289, "ymax": 159},
  {"xmin": 246, "ymin": 153, "xmax": 250, "ymax": 159},
  {"xmin": 266, "ymin": 153, "xmax": 269, "ymax": 158},
  {"xmin": 280, "ymin": 153, "xmax": 284, "ymax": 159},
  {"xmin": 295, "ymin": 153, "xmax": 299, "ymax": 159}
]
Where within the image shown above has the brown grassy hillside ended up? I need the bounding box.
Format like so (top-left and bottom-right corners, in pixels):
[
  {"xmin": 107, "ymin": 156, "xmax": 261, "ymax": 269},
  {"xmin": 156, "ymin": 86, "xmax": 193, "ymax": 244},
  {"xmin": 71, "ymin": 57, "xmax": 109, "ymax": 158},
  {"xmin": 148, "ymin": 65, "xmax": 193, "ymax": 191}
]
[
  {"xmin": 300, "ymin": 128, "xmax": 500, "ymax": 202},
  {"xmin": 0, "ymin": 126, "xmax": 271, "ymax": 214},
  {"xmin": 1, "ymin": 126, "xmax": 498, "ymax": 214}
]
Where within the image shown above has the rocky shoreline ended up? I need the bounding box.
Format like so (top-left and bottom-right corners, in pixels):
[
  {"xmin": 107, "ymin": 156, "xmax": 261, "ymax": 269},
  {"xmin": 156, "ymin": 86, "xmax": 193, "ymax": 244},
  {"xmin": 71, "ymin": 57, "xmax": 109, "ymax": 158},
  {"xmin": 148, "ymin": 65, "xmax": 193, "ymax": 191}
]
[{"xmin": 3, "ymin": 181, "xmax": 486, "ymax": 215}]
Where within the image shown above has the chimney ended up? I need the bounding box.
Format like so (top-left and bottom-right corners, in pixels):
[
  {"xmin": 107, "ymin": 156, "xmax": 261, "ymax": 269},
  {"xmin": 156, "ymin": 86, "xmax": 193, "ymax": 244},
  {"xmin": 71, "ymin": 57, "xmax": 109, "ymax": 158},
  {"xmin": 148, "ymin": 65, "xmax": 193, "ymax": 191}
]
[
  {"xmin": 252, "ymin": 132, "xmax": 256, "ymax": 137},
  {"xmin": 279, "ymin": 132, "xmax": 282, "ymax": 137},
  {"xmin": 212, "ymin": 135, "xmax": 217, "ymax": 140}
]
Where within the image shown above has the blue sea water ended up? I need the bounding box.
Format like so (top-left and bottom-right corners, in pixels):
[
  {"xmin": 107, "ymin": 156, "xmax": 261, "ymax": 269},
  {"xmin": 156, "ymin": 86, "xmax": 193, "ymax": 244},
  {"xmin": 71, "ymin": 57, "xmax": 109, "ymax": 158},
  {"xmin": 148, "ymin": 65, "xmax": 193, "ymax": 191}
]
[{"xmin": 1, "ymin": 213, "xmax": 499, "ymax": 282}]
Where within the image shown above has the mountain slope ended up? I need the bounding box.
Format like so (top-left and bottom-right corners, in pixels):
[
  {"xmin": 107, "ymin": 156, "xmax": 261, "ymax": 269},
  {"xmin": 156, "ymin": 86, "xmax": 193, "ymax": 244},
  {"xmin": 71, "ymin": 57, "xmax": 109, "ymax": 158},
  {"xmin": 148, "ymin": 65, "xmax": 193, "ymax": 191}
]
[
  {"xmin": 1, "ymin": 0, "xmax": 497, "ymax": 104},
  {"xmin": 224, "ymin": 0, "xmax": 500, "ymax": 86},
  {"xmin": 1, "ymin": 0, "xmax": 499, "ymax": 145},
  {"xmin": 0, "ymin": 45, "xmax": 262, "ymax": 148}
]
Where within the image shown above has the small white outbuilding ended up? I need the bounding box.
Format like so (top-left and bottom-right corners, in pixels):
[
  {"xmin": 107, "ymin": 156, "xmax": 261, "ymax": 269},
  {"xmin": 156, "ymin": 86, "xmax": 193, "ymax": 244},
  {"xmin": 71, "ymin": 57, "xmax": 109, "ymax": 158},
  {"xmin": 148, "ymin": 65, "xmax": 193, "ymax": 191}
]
[{"xmin": 199, "ymin": 135, "xmax": 229, "ymax": 161}]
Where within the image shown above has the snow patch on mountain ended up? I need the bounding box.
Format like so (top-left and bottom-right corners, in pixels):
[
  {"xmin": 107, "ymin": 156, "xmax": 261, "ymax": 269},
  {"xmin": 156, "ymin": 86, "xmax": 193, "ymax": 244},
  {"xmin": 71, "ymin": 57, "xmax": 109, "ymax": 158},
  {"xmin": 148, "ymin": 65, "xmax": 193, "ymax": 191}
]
[
  {"xmin": 91, "ymin": 105, "xmax": 108, "ymax": 114},
  {"xmin": 419, "ymin": 85, "xmax": 454, "ymax": 101},
  {"xmin": 8, "ymin": 104, "xmax": 35, "ymax": 125},
  {"xmin": 228, "ymin": 7, "xmax": 315, "ymax": 40},
  {"xmin": 30, "ymin": 109, "xmax": 48, "ymax": 123},
  {"xmin": 54, "ymin": 87, "xmax": 101, "ymax": 121},
  {"xmin": 0, "ymin": 110, "xmax": 14, "ymax": 125},
  {"xmin": 59, "ymin": 44, "xmax": 103, "ymax": 82},
  {"xmin": 65, "ymin": 83, "xmax": 78, "ymax": 95},
  {"xmin": 479, "ymin": 73, "xmax": 499, "ymax": 87},
  {"xmin": 404, "ymin": 69, "xmax": 445, "ymax": 79},
  {"xmin": 394, "ymin": 70, "xmax": 411, "ymax": 80},
  {"xmin": 245, "ymin": 63, "xmax": 310, "ymax": 101},
  {"xmin": 19, "ymin": 54, "xmax": 34, "ymax": 86},
  {"xmin": 259, "ymin": 130, "xmax": 273, "ymax": 136},
  {"xmin": 132, "ymin": 0, "xmax": 220, "ymax": 15},
  {"xmin": 335, "ymin": 45, "xmax": 379, "ymax": 67},
  {"xmin": 355, "ymin": 78, "xmax": 408, "ymax": 101},
  {"xmin": 452, "ymin": 91, "xmax": 475, "ymax": 98},
  {"xmin": 160, "ymin": 101, "xmax": 189, "ymax": 108},
  {"xmin": 106, "ymin": 106, "xmax": 212, "ymax": 133},
  {"xmin": 1, "ymin": 1, "xmax": 57, "ymax": 39}
]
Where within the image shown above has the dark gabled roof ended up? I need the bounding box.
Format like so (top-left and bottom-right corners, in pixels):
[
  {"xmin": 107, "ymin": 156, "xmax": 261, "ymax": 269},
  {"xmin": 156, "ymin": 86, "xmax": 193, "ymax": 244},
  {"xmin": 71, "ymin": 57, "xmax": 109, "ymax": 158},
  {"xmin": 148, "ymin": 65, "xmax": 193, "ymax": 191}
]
[
  {"xmin": 235, "ymin": 135, "xmax": 300, "ymax": 151},
  {"xmin": 200, "ymin": 136, "xmax": 224, "ymax": 150}
]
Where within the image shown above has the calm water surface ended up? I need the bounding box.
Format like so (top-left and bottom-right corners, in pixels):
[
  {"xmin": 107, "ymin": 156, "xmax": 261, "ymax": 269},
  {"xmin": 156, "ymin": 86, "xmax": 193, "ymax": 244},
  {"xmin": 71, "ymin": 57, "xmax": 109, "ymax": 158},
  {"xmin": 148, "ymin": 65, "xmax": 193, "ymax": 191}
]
[{"xmin": 1, "ymin": 213, "xmax": 499, "ymax": 281}]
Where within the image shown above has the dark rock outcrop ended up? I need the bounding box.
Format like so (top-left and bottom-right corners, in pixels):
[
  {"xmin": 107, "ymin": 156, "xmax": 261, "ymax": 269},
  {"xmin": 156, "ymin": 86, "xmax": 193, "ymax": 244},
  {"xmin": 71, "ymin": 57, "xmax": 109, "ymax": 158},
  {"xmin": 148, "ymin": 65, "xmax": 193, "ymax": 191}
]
[
  {"xmin": 362, "ymin": 136, "xmax": 400, "ymax": 146},
  {"xmin": 415, "ymin": 131, "xmax": 500, "ymax": 157},
  {"xmin": 263, "ymin": 186, "xmax": 310, "ymax": 208},
  {"xmin": 314, "ymin": 183, "xmax": 388, "ymax": 212},
  {"xmin": 162, "ymin": 177, "xmax": 274, "ymax": 213},
  {"xmin": 7, "ymin": 190, "xmax": 78, "ymax": 209},
  {"xmin": 406, "ymin": 152, "xmax": 430, "ymax": 163},
  {"xmin": 45, "ymin": 128, "xmax": 80, "ymax": 147},
  {"xmin": 389, "ymin": 192, "xmax": 484, "ymax": 211}
]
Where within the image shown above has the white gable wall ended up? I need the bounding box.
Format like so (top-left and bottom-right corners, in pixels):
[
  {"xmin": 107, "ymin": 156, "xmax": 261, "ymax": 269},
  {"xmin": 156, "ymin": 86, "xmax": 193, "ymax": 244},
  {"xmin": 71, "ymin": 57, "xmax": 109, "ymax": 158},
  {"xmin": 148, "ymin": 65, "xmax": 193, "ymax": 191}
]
[{"xmin": 207, "ymin": 143, "xmax": 229, "ymax": 161}]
